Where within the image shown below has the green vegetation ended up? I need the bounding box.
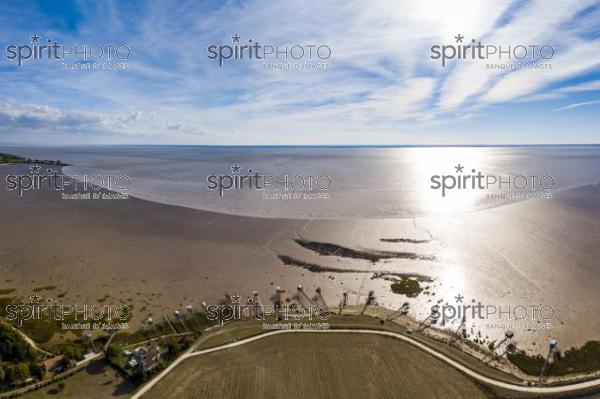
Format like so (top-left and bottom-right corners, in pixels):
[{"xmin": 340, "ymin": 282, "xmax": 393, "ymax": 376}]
[
  {"xmin": 0, "ymin": 301, "xmax": 211, "ymax": 392},
  {"xmin": 165, "ymin": 337, "xmax": 181, "ymax": 356},
  {"xmin": 196, "ymin": 323, "xmax": 265, "ymax": 350},
  {"xmin": 107, "ymin": 313, "xmax": 211, "ymax": 385},
  {"xmin": 19, "ymin": 319, "xmax": 60, "ymax": 344},
  {"xmin": 108, "ymin": 335, "xmax": 192, "ymax": 385},
  {"xmin": 390, "ymin": 278, "xmax": 422, "ymax": 298},
  {"xmin": 105, "ymin": 343, "xmax": 132, "ymax": 381},
  {"xmin": 0, "ymin": 288, "xmax": 16, "ymax": 295},
  {"xmin": 0, "ymin": 153, "xmax": 25, "ymax": 164},
  {"xmin": 1, "ymin": 362, "xmax": 31, "ymax": 386},
  {"xmin": 112, "ymin": 312, "xmax": 211, "ymax": 347},
  {"xmin": 52, "ymin": 342, "xmax": 85, "ymax": 362},
  {"xmin": 113, "ymin": 322, "xmax": 174, "ymax": 346},
  {"xmin": 507, "ymin": 352, "xmax": 546, "ymax": 375},
  {"xmin": 0, "ymin": 296, "xmax": 15, "ymax": 317},
  {"xmin": 105, "ymin": 343, "xmax": 124, "ymax": 361},
  {"xmin": 0, "ymin": 295, "xmax": 133, "ymax": 345},
  {"xmin": 17, "ymin": 358, "xmax": 136, "ymax": 399},
  {"xmin": 0, "ymin": 322, "xmax": 36, "ymax": 388},
  {"xmin": 0, "ymin": 323, "xmax": 35, "ymax": 363},
  {"xmin": 0, "ymin": 153, "xmax": 67, "ymax": 166},
  {"xmin": 0, "ymin": 294, "xmax": 66, "ymax": 344},
  {"xmin": 509, "ymin": 341, "xmax": 600, "ymax": 376}
]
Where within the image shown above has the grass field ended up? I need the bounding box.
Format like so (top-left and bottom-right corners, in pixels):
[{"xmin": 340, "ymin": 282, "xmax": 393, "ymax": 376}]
[
  {"xmin": 0, "ymin": 153, "xmax": 24, "ymax": 163},
  {"xmin": 20, "ymin": 359, "xmax": 136, "ymax": 399},
  {"xmin": 194, "ymin": 314, "xmax": 398, "ymax": 350},
  {"xmin": 145, "ymin": 333, "xmax": 492, "ymax": 399}
]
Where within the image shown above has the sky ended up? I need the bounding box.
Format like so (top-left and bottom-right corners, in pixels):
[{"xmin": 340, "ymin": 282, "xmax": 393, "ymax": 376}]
[{"xmin": 0, "ymin": 0, "xmax": 599, "ymax": 145}]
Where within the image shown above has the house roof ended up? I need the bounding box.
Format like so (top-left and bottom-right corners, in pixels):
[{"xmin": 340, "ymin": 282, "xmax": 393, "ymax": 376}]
[
  {"xmin": 42, "ymin": 355, "xmax": 64, "ymax": 371},
  {"xmin": 146, "ymin": 346, "xmax": 160, "ymax": 358},
  {"xmin": 137, "ymin": 346, "xmax": 161, "ymax": 370}
]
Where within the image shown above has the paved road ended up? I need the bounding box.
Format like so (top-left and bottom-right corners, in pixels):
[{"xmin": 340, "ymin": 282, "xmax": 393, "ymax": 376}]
[{"xmin": 131, "ymin": 329, "xmax": 600, "ymax": 399}]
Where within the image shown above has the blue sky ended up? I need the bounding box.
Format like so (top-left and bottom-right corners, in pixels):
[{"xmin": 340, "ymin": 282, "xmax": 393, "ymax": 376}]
[{"xmin": 0, "ymin": 0, "xmax": 599, "ymax": 145}]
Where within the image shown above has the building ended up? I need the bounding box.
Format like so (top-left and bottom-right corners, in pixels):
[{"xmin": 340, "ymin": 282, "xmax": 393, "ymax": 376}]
[
  {"xmin": 127, "ymin": 358, "xmax": 138, "ymax": 369},
  {"xmin": 132, "ymin": 346, "xmax": 161, "ymax": 372},
  {"xmin": 40, "ymin": 355, "xmax": 65, "ymax": 378}
]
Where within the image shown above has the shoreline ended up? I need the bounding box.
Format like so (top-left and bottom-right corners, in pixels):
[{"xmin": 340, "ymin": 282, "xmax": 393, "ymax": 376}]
[
  {"xmin": 6, "ymin": 152, "xmax": 600, "ymax": 223},
  {"xmin": 6, "ymin": 146, "xmax": 600, "ymax": 220},
  {"xmin": 1, "ymin": 161, "xmax": 599, "ymax": 378}
]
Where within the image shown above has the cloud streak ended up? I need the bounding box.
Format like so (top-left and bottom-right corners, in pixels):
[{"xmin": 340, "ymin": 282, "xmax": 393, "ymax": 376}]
[
  {"xmin": 554, "ymin": 99, "xmax": 600, "ymax": 111},
  {"xmin": 0, "ymin": 0, "xmax": 599, "ymax": 144}
]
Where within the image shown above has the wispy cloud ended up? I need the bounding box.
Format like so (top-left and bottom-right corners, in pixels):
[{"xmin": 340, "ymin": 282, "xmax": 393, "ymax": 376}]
[
  {"xmin": 556, "ymin": 80, "xmax": 600, "ymax": 93},
  {"xmin": 555, "ymin": 99, "xmax": 600, "ymax": 111},
  {"xmin": 0, "ymin": 101, "xmax": 210, "ymax": 140},
  {"xmin": 480, "ymin": 40, "xmax": 600, "ymax": 104},
  {"xmin": 0, "ymin": 0, "xmax": 599, "ymax": 144}
]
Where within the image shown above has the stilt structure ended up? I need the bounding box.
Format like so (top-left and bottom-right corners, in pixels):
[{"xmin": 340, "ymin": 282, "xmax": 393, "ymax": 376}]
[
  {"xmin": 274, "ymin": 287, "xmax": 285, "ymax": 320},
  {"xmin": 174, "ymin": 309, "xmax": 191, "ymax": 332},
  {"xmin": 449, "ymin": 315, "xmax": 467, "ymax": 346},
  {"xmin": 539, "ymin": 339, "xmax": 558, "ymax": 386},
  {"xmin": 295, "ymin": 284, "xmax": 316, "ymax": 308},
  {"xmin": 361, "ymin": 290, "xmax": 375, "ymax": 315},
  {"xmin": 338, "ymin": 291, "xmax": 348, "ymax": 315},
  {"xmin": 416, "ymin": 305, "xmax": 440, "ymax": 332},
  {"xmin": 312, "ymin": 287, "xmax": 327, "ymax": 307},
  {"xmin": 249, "ymin": 290, "xmax": 263, "ymax": 319},
  {"xmin": 386, "ymin": 301, "xmax": 410, "ymax": 321}
]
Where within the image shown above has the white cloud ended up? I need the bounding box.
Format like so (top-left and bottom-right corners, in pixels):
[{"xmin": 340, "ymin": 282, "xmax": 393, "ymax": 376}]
[
  {"xmin": 555, "ymin": 99, "xmax": 600, "ymax": 111},
  {"xmin": 0, "ymin": 101, "xmax": 208, "ymax": 139},
  {"xmin": 437, "ymin": 0, "xmax": 597, "ymax": 110},
  {"xmin": 1, "ymin": 0, "xmax": 599, "ymax": 144},
  {"xmin": 556, "ymin": 80, "xmax": 600, "ymax": 93},
  {"xmin": 480, "ymin": 40, "xmax": 600, "ymax": 104}
]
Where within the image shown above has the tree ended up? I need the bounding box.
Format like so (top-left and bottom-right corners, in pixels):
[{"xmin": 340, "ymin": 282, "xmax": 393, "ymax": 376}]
[
  {"xmin": 105, "ymin": 343, "xmax": 123, "ymax": 360},
  {"xmin": 3, "ymin": 365, "xmax": 16, "ymax": 385},
  {"xmin": 13, "ymin": 362, "xmax": 30, "ymax": 382},
  {"xmin": 29, "ymin": 363, "xmax": 43, "ymax": 380},
  {"xmin": 0, "ymin": 323, "xmax": 34, "ymax": 362},
  {"xmin": 166, "ymin": 338, "xmax": 181, "ymax": 355},
  {"xmin": 60, "ymin": 343, "xmax": 84, "ymax": 362},
  {"xmin": 131, "ymin": 367, "xmax": 146, "ymax": 383}
]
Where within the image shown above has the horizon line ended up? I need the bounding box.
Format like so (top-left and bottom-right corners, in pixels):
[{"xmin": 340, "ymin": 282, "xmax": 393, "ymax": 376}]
[{"xmin": 1, "ymin": 143, "xmax": 599, "ymax": 149}]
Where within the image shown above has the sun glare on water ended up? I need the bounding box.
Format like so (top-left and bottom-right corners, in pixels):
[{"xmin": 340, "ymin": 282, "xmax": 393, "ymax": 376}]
[{"xmin": 407, "ymin": 147, "xmax": 492, "ymax": 215}]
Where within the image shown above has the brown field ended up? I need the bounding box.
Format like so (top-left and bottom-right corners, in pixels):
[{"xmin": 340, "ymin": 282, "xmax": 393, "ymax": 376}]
[{"xmin": 145, "ymin": 333, "xmax": 492, "ymax": 399}]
